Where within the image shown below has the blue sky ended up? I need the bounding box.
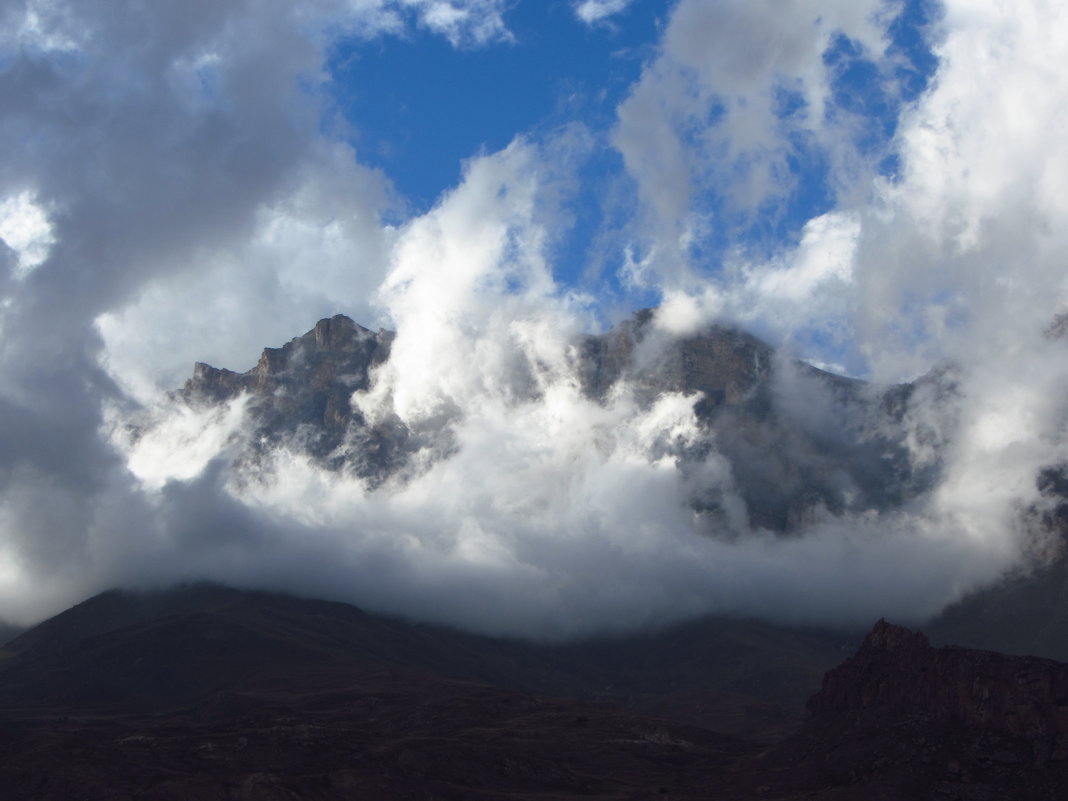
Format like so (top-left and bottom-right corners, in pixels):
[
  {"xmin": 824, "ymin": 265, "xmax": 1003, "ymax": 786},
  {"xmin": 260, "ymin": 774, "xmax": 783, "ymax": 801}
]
[
  {"xmin": 326, "ymin": 0, "xmax": 938, "ymax": 296},
  {"xmin": 328, "ymin": 2, "xmax": 661, "ymax": 213}
]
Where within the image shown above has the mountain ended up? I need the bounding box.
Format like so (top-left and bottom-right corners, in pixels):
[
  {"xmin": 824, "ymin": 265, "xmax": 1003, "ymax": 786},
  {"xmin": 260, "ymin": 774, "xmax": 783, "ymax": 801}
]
[
  {"xmin": 782, "ymin": 620, "xmax": 1068, "ymax": 799},
  {"xmin": 2, "ymin": 589, "xmax": 1068, "ymax": 799},
  {"xmin": 925, "ymin": 464, "xmax": 1068, "ymax": 662},
  {"xmin": 0, "ymin": 585, "xmax": 839, "ymax": 799},
  {"xmin": 180, "ymin": 311, "xmax": 933, "ymax": 532},
  {"xmin": 0, "ymin": 583, "xmax": 847, "ymax": 737},
  {"xmin": 184, "ymin": 315, "xmax": 399, "ymax": 479},
  {"xmin": 928, "ymin": 555, "xmax": 1068, "ymax": 662},
  {"xmin": 0, "ymin": 622, "xmax": 22, "ymax": 647},
  {"xmin": 174, "ymin": 311, "xmax": 1068, "ymax": 664}
]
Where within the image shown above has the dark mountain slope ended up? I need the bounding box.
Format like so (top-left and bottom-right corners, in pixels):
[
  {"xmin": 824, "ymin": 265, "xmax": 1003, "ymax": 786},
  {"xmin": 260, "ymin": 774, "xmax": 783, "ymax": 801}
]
[
  {"xmin": 755, "ymin": 621, "xmax": 1068, "ymax": 800},
  {"xmin": 926, "ymin": 463, "xmax": 1068, "ymax": 662},
  {"xmin": 928, "ymin": 556, "xmax": 1068, "ymax": 662},
  {"xmin": 1, "ymin": 584, "xmax": 846, "ymax": 736},
  {"xmin": 0, "ymin": 585, "xmax": 837, "ymax": 800},
  {"xmin": 0, "ymin": 621, "xmax": 22, "ymax": 648},
  {"xmin": 4, "ymin": 592, "xmax": 1068, "ymax": 799}
]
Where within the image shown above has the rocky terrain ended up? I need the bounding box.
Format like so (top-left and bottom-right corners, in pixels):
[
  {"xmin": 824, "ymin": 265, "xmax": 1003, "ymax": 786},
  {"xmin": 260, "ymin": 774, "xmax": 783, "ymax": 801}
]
[
  {"xmin": 180, "ymin": 312, "xmax": 933, "ymax": 532},
  {"xmin": 41, "ymin": 311, "xmax": 1053, "ymax": 798},
  {"xmin": 2, "ymin": 588, "xmax": 1068, "ymax": 799}
]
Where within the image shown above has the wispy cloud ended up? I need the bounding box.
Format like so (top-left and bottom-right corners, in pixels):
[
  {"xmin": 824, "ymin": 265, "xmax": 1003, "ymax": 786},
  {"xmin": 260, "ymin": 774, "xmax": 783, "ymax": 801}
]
[{"xmin": 573, "ymin": 0, "xmax": 634, "ymax": 26}]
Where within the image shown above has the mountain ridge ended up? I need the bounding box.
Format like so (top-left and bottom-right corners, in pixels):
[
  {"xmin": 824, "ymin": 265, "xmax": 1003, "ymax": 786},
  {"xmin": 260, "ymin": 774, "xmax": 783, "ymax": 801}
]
[
  {"xmin": 179, "ymin": 311, "xmax": 930, "ymax": 532},
  {"xmin": 0, "ymin": 582, "xmax": 849, "ymax": 735}
]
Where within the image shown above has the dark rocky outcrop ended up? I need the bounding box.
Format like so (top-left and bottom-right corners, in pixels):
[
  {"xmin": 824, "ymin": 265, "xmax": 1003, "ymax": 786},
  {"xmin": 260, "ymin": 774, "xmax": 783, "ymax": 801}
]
[
  {"xmin": 760, "ymin": 621, "xmax": 1068, "ymax": 799},
  {"xmin": 8, "ymin": 590, "xmax": 1068, "ymax": 799},
  {"xmin": 809, "ymin": 621, "xmax": 1068, "ymax": 744}
]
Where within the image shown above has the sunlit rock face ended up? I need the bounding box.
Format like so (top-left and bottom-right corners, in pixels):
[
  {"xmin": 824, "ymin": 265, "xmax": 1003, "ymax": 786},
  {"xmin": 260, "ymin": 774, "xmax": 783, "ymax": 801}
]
[{"xmin": 181, "ymin": 311, "xmax": 936, "ymax": 533}]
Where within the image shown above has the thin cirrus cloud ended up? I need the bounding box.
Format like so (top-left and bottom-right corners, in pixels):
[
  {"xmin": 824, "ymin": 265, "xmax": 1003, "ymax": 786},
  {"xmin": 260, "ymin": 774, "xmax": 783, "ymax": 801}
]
[{"xmin": 0, "ymin": 0, "xmax": 1065, "ymax": 641}]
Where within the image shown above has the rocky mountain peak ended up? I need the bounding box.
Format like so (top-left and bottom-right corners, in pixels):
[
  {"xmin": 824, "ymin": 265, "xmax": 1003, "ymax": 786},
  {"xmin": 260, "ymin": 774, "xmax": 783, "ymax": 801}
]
[
  {"xmin": 184, "ymin": 314, "xmax": 392, "ymax": 402},
  {"xmin": 181, "ymin": 314, "xmax": 396, "ymax": 474},
  {"xmin": 858, "ymin": 618, "xmax": 932, "ymax": 655},
  {"xmin": 808, "ymin": 621, "xmax": 1068, "ymax": 746},
  {"xmin": 174, "ymin": 310, "xmax": 934, "ymax": 527}
]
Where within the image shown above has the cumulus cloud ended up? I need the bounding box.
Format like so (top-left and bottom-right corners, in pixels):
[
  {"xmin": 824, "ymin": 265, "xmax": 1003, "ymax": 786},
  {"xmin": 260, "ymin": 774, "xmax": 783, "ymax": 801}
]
[
  {"xmin": 0, "ymin": 0, "xmax": 502, "ymax": 623},
  {"xmin": 401, "ymin": 0, "xmax": 513, "ymax": 46},
  {"xmin": 102, "ymin": 134, "xmax": 1018, "ymax": 639},
  {"xmin": 96, "ymin": 144, "xmax": 394, "ymax": 401},
  {"xmin": 1, "ymin": 0, "xmax": 1066, "ymax": 644},
  {"xmin": 0, "ymin": 191, "xmax": 54, "ymax": 279},
  {"xmin": 614, "ymin": 0, "xmax": 896, "ymax": 287},
  {"xmin": 573, "ymin": 0, "xmax": 634, "ymax": 26},
  {"xmin": 608, "ymin": 0, "xmax": 1068, "ymax": 615}
]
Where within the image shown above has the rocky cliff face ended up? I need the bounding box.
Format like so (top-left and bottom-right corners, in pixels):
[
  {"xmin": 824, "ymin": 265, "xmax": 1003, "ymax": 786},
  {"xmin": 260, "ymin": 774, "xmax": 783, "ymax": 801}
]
[
  {"xmin": 576, "ymin": 307, "xmax": 775, "ymax": 408},
  {"xmin": 789, "ymin": 620, "xmax": 1068, "ymax": 799},
  {"xmin": 183, "ymin": 315, "xmax": 417, "ymax": 482},
  {"xmin": 187, "ymin": 315, "xmax": 392, "ymax": 404},
  {"xmin": 179, "ymin": 311, "xmax": 932, "ymax": 531},
  {"xmin": 810, "ymin": 621, "xmax": 1068, "ymax": 746},
  {"xmin": 713, "ymin": 621, "xmax": 1068, "ymax": 799}
]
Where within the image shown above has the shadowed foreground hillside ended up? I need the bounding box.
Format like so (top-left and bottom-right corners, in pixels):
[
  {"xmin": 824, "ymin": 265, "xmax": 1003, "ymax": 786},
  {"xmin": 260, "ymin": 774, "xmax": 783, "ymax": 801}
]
[{"xmin": 2, "ymin": 586, "xmax": 1068, "ymax": 799}]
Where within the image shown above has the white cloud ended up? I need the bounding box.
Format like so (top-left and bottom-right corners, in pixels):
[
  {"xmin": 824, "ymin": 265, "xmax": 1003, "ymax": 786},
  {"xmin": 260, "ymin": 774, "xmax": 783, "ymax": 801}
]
[
  {"xmin": 355, "ymin": 139, "xmax": 580, "ymax": 428},
  {"xmin": 96, "ymin": 131, "xmax": 1019, "ymax": 639},
  {"xmin": 614, "ymin": 0, "xmax": 894, "ymax": 288},
  {"xmin": 0, "ymin": 192, "xmax": 55, "ymax": 278},
  {"xmin": 0, "ymin": 0, "xmax": 402, "ymax": 623},
  {"xmin": 115, "ymin": 396, "xmax": 253, "ymax": 491},
  {"xmin": 619, "ymin": 0, "xmax": 1068, "ymax": 624},
  {"xmin": 2, "ymin": 0, "xmax": 1068, "ymax": 645},
  {"xmin": 96, "ymin": 143, "xmax": 394, "ymax": 402},
  {"xmin": 395, "ymin": 0, "xmax": 513, "ymax": 46},
  {"xmin": 573, "ymin": 0, "xmax": 634, "ymax": 26}
]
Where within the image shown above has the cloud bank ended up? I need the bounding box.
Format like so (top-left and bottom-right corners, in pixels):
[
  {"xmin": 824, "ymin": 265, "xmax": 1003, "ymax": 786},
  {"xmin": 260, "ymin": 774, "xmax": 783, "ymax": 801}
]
[{"xmin": 0, "ymin": 0, "xmax": 1066, "ymax": 640}]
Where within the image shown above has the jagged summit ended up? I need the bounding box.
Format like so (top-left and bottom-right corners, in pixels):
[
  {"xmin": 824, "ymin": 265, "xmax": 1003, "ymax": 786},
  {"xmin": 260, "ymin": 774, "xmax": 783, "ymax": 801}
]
[
  {"xmin": 793, "ymin": 620, "xmax": 1068, "ymax": 795},
  {"xmin": 810, "ymin": 619, "xmax": 1068, "ymax": 743},
  {"xmin": 183, "ymin": 315, "xmax": 400, "ymax": 476},
  {"xmin": 177, "ymin": 310, "xmax": 930, "ymax": 530},
  {"xmin": 186, "ymin": 314, "xmax": 393, "ymax": 403}
]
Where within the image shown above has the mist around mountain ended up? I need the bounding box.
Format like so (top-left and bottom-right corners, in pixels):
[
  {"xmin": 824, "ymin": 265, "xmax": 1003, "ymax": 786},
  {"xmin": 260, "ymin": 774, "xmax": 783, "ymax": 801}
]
[
  {"xmin": 176, "ymin": 310, "xmax": 933, "ymax": 534},
  {"xmin": 92, "ymin": 306, "xmax": 1060, "ymax": 644},
  {"xmin": 3, "ymin": 0, "xmax": 1068, "ymax": 715}
]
